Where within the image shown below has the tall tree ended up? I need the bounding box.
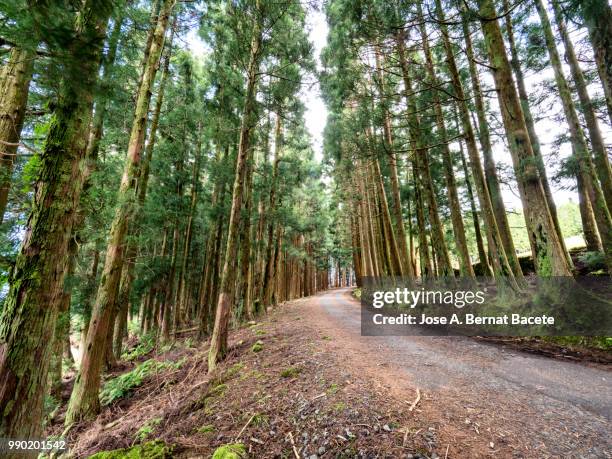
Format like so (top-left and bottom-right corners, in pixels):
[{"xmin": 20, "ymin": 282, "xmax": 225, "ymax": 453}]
[
  {"xmin": 66, "ymin": 0, "xmax": 176, "ymax": 424},
  {"xmin": 0, "ymin": 0, "xmax": 114, "ymax": 441},
  {"xmin": 476, "ymin": 0, "xmax": 572, "ymax": 276}
]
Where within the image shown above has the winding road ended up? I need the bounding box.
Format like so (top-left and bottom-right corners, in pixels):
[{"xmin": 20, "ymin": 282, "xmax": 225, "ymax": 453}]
[{"xmin": 305, "ymin": 288, "xmax": 611, "ymax": 458}]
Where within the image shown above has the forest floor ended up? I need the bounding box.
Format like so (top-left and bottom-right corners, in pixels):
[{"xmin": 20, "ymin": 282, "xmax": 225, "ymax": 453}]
[{"xmin": 48, "ymin": 289, "xmax": 611, "ymax": 458}]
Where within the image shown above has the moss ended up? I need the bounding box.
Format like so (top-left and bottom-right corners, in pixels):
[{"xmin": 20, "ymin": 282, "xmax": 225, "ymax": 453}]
[
  {"xmin": 255, "ymin": 329, "xmax": 266, "ymax": 335},
  {"xmin": 211, "ymin": 443, "xmax": 247, "ymax": 459},
  {"xmin": 252, "ymin": 413, "xmax": 269, "ymax": 427},
  {"xmin": 280, "ymin": 366, "xmax": 301, "ymax": 378},
  {"xmin": 224, "ymin": 362, "xmax": 245, "ymax": 379},
  {"xmin": 209, "ymin": 383, "xmax": 227, "ymax": 397},
  {"xmin": 327, "ymin": 383, "xmax": 339, "ymax": 394},
  {"xmin": 87, "ymin": 441, "xmax": 171, "ymax": 459},
  {"xmin": 196, "ymin": 424, "xmax": 215, "ymax": 434},
  {"xmin": 135, "ymin": 417, "xmax": 162, "ymax": 441},
  {"xmin": 333, "ymin": 402, "xmax": 346, "ymax": 412},
  {"xmin": 251, "ymin": 340, "xmax": 263, "ymax": 353}
]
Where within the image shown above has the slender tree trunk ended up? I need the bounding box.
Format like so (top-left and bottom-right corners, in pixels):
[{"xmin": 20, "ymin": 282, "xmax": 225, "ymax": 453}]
[
  {"xmin": 81, "ymin": 250, "xmax": 100, "ymax": 351},
  {"xmin": 85, "ymin": 14, "xmax": 124, "ymax": 163},
  {"xmin": 0, "ymin": 46, "xmax": 34, "ymax": 223},
  {"xmin": 552, "ymin": 0, "xmax": 612, "ymax": 211},
  {"xmin": 208, "ymin": 9, "xmax": 262, "ymax": 371},
  {"xmin": 368, "ymin": 129, "xmax": 404, "ymax": 277},
  {"xmin": 433, "ymin": 0, "xmax": 521, "ymax": 286},
  {"xmin": 238, "ymin": 145, "xmax": 255, "ymax": 319},
  {"xmin": 503, "ymin": 0, "xmax": 571, "ymax": 268},
  {"xmin": 460, "ymin": 4, "xmax": 519, "ymax": 275},
  {"xmin": 477, "ymin": 0, "xmax": 572, "ymax": 277},
  {"xmin": 579, "ymin": 0, "xmax": 612, "ymax": 124},
  {"xmin": 395, "ymin": 32, "xmax": 453, "ymax": 277},
  {"xmin": 417, "ymin": 6, "xmax": 474, "ymax": 277},
  {"xmin": 458, "ymin": 136, "xmax": 492, "ymax": 276},
  {"xmin": 576, "ymin": 167, "xmax": 603, "ymax": 252},
  {"xmin": 412, "ymin": 160, "xmax": 433, "ymax": 277},
  {"xmin": 263, "ymin": 114, "xmax": 283, "ymax": 306},
  {"xmin": 374, "ymin": 48, "xmax": 412, "ymax": 277},
  {"xmin": 535, "ymin": 0, "xmax": 612, "ymax": 270},
  {"xmin": 66, "ymin": 0, "xmax": 176, "ymax": 424}
]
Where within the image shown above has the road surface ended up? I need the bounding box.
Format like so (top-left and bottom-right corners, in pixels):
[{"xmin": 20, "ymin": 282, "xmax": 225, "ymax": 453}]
[{"xmin": 306, "ymin": 288, "xmax": 611, "ymax": 458}]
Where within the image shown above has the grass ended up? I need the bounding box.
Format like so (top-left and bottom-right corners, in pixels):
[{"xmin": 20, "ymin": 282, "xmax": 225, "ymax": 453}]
[
  {"xmin": 100, "ymin": 358, "xmax": 184, "ymax": 405},
  {"xmin": 196, "ymin": 424, "xmax": 216, "ymax": 434},
  {"xmin": 327, "ymin": 383, "xmax": 339, "ymax": 394},
  {"xmin": 135, "ymin": 417, "xmax": 162, "ymax": 441},
  {"xmin": 543, "ymin": 336, "xmax": 612, "ymax": 350},
  {"xmin": 280, "ymin": 366, "xmax": 302, "ymax": 378},
  {"xmin": 252, "ymin": 413, "xmax": 269, "ymax": 427},
  {"xmin": 332, "ymin": 402, "xmax": 346, "ymax": 412}
]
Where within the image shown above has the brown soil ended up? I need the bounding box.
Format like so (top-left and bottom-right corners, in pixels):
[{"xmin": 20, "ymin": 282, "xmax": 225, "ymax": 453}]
[
  {"xmin": 46, "ymin": 297, "xmax": 491, "ymax": 458},
  {"xmin": 46, "ymin": 290, "xmax": 609, "ymax": 458}
]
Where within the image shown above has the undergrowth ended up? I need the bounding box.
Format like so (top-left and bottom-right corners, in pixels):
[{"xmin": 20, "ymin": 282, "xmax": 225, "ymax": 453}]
[
  {"xmin": 122, "ymin": 333, "xmax": 156, "ymax": 361},
  {"xmin": 100, "ymin": 358, "xmax": 185, "ymax": 405}
]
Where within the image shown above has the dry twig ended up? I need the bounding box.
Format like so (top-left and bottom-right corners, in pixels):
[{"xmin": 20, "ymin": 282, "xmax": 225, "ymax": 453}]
[
  {"xmin": 287, "ymin": 431, "xmax": 300, "ymax": 459},
  {"xmin": 408, "ymin": 387, "xmax": 421, "ymax": 412}
]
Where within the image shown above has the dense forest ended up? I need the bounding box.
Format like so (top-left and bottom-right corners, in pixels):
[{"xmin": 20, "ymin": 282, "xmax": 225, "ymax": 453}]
[{"xmin": 0, "ymin": 0, "xmax": 610, "ymax": 457}]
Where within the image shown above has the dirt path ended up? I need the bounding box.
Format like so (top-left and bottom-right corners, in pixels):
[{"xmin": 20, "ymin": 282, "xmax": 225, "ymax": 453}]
[
  {"xmin": 305, "ymin": 288, "xmax": 611, "ymax": 458},
  {"xmin": 56, "ymin": 289, "xmax": 610, "ymax": 458}
]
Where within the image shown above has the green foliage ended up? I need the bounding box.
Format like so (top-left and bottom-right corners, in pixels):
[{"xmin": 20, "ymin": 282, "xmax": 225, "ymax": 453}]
[
  {"xmin": 506, "ymin": 202, "xmax": 584, "ymax": 254},
  {"xmin": 280, "ymin": 366, "xmax": 302, "ymax": 378},
  {"xmin": 100, "ymin": 358, "xmax": 184, "ymax": 405},
  {"xmin": 332, "ymin": 401, "xmax": 346, "ymax": 412},
  {"xmin": 211, "ymin": 443, "xmax": 246, "ymax": 459},
  {"xmin": 196, "ymin": 424, "xmax": 215, "ymax": 434},
  {"xmin": 578, "ymin": 251, "xmax": 606, "ymax": 271},
  {"xmin": 543, "ymin": 336, "xmax": 612, "ymax": 350},
  {"xmin": 86, "ymin": 441, "xmax": 172, "ymax": 459},
  {"xmin": 252, "ymin": 413, "xmax": 269, "ymax": 427},
  {"xmin": 135, "ymin": 417, "xmax": 163, "ymax": 442},
  {"xmin": 327, "ymin": 383, "xmax": 339, "ymax": 394},
  {"xmin": 121, "ymin": 333, "xmax": 156, "ymax": 361},
  {"xmin": 251, "ymin": 340, "xmax": 264, "ymax": 353}
]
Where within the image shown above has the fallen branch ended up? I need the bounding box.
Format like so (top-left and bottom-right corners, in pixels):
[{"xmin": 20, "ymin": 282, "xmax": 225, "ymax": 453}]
[
  {"xmin": 408, "ymin": 387, "xmax": 421, "ymax": 412},
  {"xmin": 235, "ymin": 414, "xmax": 255, "ymax": 441},
  {"xmin": 172, "ymin": 326, "xmax": 198, "ymax": 335},
  {"xmin": 287, "ymin": 432, "xmax": 300, "ymax": 459}
]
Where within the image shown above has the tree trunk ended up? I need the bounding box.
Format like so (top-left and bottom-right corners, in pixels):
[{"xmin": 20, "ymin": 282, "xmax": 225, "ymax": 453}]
[
  {"xmin": 504, "ymin": 0, "xmax": 571, "ymax": 268},
  {"xmin": 66, "ymin": 0, "xmax": 175, "ymax": 424},
  {"xmin": 458, "ymin": 136, "xmax": 492, "ymax": 276},
  {"xmin": 263, "ymin": 114, "xmax": 283, "ymax": 306},
  {"xmin": 460, "ymin": 4, "xmax": 518, "ymax": 276},
  {"xmin": 576, "ymin": 164, "xmax": 603, "ymax": 252},
  {"xmin": 208, "ymin": 8, "xmax": 262, "ymax": 371},
  {"xmin": 0, "ymin": 46, "xmax": 34, "ymax": 223},
  {"xmin": 374, "ymin": 48, "xmax": 412, "ymax": 277},
  {"xmin": 477, "ymin": 0, "xmax": 572, "ymax": 277},
  {"xmin": 0, "ymin": 1, "xmax": 110, "ymax": 442},
  {"xmin": 579, "ymin": 0, "xmax": 612, "ymax": 124},
  {"xmin": 395, "ymin": 31, "xmax": 452, "ymax": 277},
  {"xmin": 535, "ymin": 0, "xmax": 612, "ymax": 270},
  {"xmin": 433, "ymin": 0, "xmax": 521, "ymax": 286},
  {"xmin": 417, "ymin": 5, "xmax": 474, "ymax": 277},
  {"xmin": 552, "ymin": 0, "xmax": 612, "ymax": 212}
]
